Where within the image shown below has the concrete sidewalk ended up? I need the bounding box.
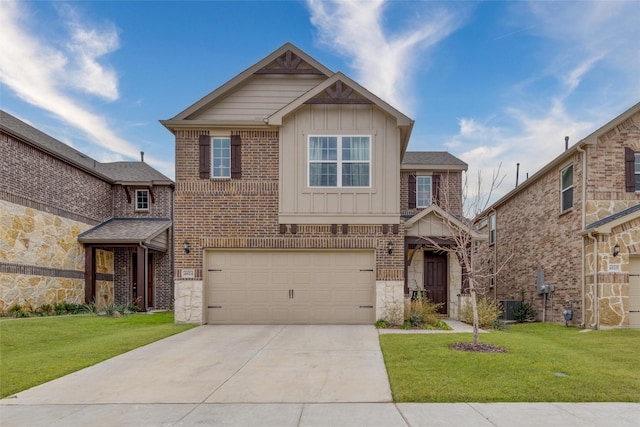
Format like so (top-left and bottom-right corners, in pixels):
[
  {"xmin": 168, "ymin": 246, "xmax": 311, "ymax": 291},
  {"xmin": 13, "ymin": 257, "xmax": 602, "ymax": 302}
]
[{"xmin": 2, "ymin": 402, "xmax": 639, "ymax": 426}]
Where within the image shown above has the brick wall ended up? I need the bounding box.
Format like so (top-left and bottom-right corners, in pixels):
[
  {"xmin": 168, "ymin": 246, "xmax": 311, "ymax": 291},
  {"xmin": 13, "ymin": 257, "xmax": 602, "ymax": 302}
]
[
  {"xmin": 476, "ymin": 150, "xmax": 585, "ymax": 325},
  {"xmin": 1, "ymin": 132, "xmax": 113, "ymax": 222},
  {"xmin": 174, "ymin": 129, "xmax": 405, "ymax": 279},
  {"xmin": 400, "ymin": 170, "xmax": 463, "ymax": 217},
  {"xmin": 112, "ymin": 185, "xmax": 174, "ymax": 218}
]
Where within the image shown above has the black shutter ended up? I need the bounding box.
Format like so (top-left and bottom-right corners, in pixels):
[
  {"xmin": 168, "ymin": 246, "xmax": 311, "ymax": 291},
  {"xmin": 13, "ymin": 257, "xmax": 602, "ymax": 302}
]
[
  {"xmin": 231, "ymin": 134, "xmax": 242, "ymax": 179},
  {"xmin": 625, "ymin": 147, "xmax": 635, "ymax": 192},
  {"xmin": 198, "ymin": 134, "xmax": 210, "ymax": 179},
  {"xmin": 408, "ymin": 173, "xmax": 416, "ymax": 209},
  {"xmin": 432, "ymin": 174, "xmax": 441, "ymax": 205}
]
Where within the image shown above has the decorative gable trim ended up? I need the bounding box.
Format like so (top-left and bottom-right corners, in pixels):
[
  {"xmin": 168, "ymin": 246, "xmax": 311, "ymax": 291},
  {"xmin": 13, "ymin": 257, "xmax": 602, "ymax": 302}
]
[
  {"xmin": 304, "ymin": 80, "xmax": 374, "ymax": 105},
  {"xmin": 255, "ymin": 50, "xmax": 325, "ymax": 75}
]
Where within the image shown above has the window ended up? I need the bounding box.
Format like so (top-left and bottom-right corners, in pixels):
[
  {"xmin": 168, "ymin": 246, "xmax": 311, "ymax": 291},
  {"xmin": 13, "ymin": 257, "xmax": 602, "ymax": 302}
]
[
  {"xmin": 212, "ymin": 137, "xmax": 231, "ymax": 178},
  {"xmin": 135, "ymin": 189, "xmax": 149, "ymax": 211},
  {"xmin": 416, "ymin": 176, "xmax": 432, "ymax": 208},
  {"xmin": 489, "ymin": 213, "xmax": 496, "ymax": 245},
  {"xmin": 308, "ymin": 136, "xmax": 370, "ymax": 187},
  {"xmin": 561, "ymin": 165, "xmax": 573, "ymax": 212}
]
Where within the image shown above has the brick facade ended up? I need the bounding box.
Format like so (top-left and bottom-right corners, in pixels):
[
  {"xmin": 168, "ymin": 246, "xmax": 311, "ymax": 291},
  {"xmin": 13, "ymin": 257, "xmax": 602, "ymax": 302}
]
[
  {"xmin": 476, "ymin": 106, "xmax": 640, "ymax": 328},
  {"xmin": 1, "ymin": 117, "xmax": 174, "ymax": 313},
  {"xmin": 400, "ymin": 170, "xmax": 464, "ymax": 217}
]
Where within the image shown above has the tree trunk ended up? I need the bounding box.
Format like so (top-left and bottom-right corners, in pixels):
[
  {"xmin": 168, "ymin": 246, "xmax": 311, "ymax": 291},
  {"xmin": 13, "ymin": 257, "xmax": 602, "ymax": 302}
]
[{"xmin": 470, "ymin": 281, "xmax": 480, "ymax": 345}]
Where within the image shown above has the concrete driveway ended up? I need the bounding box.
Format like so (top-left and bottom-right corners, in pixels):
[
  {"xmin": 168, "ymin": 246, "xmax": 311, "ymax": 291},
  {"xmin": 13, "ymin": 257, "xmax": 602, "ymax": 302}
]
[{"xmin": 3, "ymin": 325, "xmax": 391, "ymax": 405}]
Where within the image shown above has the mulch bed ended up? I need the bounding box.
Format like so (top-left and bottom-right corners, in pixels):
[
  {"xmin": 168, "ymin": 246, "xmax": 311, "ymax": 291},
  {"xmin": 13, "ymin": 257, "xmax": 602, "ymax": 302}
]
[{"xmin": 449, "ymin": 342, "xmax": 508, "ymax": 353}]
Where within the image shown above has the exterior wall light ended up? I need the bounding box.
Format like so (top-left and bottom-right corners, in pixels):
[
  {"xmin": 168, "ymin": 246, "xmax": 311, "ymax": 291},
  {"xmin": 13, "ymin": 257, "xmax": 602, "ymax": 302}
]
[
  {"xmin": 388, "ymin": 241, "xmax": 393, "ymax": 255},
  {"xmin": 183, "ymin": 240, "xmax": 190, "ymax": 254},
  {"xmin": 613, "ymin": 243, "xmax": 620, "ymax": 257}
]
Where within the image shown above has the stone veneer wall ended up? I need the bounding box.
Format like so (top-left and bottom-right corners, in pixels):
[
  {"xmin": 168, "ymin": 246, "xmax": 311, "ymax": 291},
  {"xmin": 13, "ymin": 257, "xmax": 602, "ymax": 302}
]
[
  {"xmin": 173, "ymin": 129, "xmax": 405, "ymax": 324},
  {"xmin": 0, "ymin": 200, "xmax": 114, "ymax": 311},
  {"xmin": 584, "ymin": 217, "xmax": 640, "ymax": 328}
]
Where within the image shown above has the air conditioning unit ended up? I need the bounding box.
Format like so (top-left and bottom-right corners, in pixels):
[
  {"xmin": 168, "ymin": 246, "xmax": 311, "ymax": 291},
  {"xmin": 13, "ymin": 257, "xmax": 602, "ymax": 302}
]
[{"xmin": 499, "ymin": 300, "xmax": 521, "ymax": 321}]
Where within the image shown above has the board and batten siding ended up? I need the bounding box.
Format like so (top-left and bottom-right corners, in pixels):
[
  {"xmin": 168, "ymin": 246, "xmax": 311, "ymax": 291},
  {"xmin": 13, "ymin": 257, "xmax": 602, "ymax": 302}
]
[
  {"xmin": 194, "ymin": 75, "xmax": 326, "ymax": 123},
  {"xmin": 279, "ymin": 104, "xmax": 401, "ymax": 224}
]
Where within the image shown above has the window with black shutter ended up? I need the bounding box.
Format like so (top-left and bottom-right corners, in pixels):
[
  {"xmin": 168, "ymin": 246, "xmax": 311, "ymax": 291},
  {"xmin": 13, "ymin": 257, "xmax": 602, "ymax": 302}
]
[
  {"xmin": 198, "ymin": 134, "xmax": 210, "ymax": 179},
  {"xmin": 408, "ymin": 173, "xmax": 416, "ymax": 209},
  {"xmin": 625, "ymin": 147, "xmax": 637, "ymax": 192},
  {"xmin": 231, "ymin": 134, "xmax": 242, "ymax": 179}
]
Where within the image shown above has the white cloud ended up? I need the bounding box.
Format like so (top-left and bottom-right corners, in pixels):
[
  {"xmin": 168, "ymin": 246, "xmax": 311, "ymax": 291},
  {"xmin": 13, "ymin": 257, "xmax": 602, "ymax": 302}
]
[
  {"xmin": 0, "ymin": 0, "xmax": 172, "ymax": 173},
  {"xmin": 307, "ymin": 0, "xmax": 464, "ymax": 114}
]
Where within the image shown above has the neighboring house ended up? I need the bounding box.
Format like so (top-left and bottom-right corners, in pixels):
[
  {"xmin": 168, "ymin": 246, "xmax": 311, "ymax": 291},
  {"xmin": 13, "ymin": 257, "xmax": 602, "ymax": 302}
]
[
  {"xmin": 0, "ymin": 110, "xmax": 174, "ymax": 312},
  {"xmin": 475, "ymin": 102, "xmax": 640, "ymax": 329},
  {"xmin": 162, "ymin": 43, "xmax": 472, "ymax": 324}
]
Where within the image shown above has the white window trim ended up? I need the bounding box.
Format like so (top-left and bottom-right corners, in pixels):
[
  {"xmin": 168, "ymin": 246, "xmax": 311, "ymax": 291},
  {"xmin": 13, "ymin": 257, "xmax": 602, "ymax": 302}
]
[
  {"xmin": 211, "ymin": 137, "xmax": 231, "ymax": 179},
  {"xmin": 135, "ymin": 189, "xmax": 149, "ymax": 212},
  {"xmin": 489, "ymin": 213, "xmax": 496, "ymax": 245},
  {"xmin": 416, "ymin": 175, "xmax": 432, "ymax": 208},
  {"xmin": 307, "ymin": 135, "xmax": 371, "ymax": 188},
  {"xmin": 560, "ymin": 164, "xmax": 573, "ymax": 212}
]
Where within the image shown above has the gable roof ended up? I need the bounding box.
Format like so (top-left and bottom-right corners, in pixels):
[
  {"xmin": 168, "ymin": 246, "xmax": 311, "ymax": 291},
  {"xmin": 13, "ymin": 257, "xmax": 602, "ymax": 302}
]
[
  {"xmin": 267, "ymin": 72, "xmax": 414, "ymax": 152},
  {"xmin": 404, "ymin": 203, "xmax": 485, "ymax": 240},
  {"xmin": 401, "ymin": 151, "xmax": 467, "ymax": 171},
  {"xmin": 479, "ymin": 101, "xmax": 640, "ymax": 215},
  {"xmin": 1, "ymin": 110, "xmax": 173, "ymax": 186},
  {"xmin": 164, "ymin": 43, "xmax": 334, "ymax": 123}
]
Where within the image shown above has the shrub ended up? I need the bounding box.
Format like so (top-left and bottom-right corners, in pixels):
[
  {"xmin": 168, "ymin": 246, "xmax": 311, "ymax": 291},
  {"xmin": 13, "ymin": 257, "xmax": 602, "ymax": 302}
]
[
  {"xmin": 404, "ymin": 298, "xmax": 443, "ymax": 328},
  {"xmin": 461, "ymin": 297, "xmax": 503, "ymax": 328},
  {"xmin": 9, "ymin": 304, "xmax": 29, "ymax": 318},
  {"xmin": 375, "ymin": 318, "xmax": 389, "ymax": 329},
  {"xmin": 512, "ymin": 301, "xmax": 537, "ymax": 323}
]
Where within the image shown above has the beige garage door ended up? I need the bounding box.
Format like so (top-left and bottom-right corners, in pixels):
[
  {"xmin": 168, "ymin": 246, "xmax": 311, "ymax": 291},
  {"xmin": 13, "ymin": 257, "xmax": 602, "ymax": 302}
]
[
  {"xmin": 205, "ymin": 250, "xmax": 375, "ymax": 324},
  {"xmin": 630, "ymin": 257, "xmax": 640, "ymax": 328}
]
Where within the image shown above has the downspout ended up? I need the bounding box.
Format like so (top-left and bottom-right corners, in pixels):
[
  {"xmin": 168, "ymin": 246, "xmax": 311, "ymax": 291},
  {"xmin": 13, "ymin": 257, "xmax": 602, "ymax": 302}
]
[
  {"xmin": 587, "ymin": 232, "xmax": 598, "ymax": 330},
  {"xmin": 576, "ymin": 143, "xmax": 587, "ymax": 326}
]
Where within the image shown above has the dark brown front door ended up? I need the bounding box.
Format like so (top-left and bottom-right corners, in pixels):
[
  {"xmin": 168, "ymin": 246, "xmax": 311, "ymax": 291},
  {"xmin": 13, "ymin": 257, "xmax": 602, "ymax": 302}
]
[{"xmin": 424, "ymin": 253, "xmax": 447, "ymax": 314}]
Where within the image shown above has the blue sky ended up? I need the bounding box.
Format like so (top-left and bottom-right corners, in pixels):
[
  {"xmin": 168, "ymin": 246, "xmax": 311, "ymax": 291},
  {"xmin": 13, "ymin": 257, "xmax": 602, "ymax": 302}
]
[{"xmin": 2, "ymin": 0, "xmax": 639, "ymax": 202}]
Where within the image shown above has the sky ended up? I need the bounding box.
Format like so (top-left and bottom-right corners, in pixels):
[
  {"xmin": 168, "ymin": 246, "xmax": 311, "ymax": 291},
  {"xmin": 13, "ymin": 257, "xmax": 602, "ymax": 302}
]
[{"xmin": 1, "ymin": 0, "xmax": 639, "ymax": 205}]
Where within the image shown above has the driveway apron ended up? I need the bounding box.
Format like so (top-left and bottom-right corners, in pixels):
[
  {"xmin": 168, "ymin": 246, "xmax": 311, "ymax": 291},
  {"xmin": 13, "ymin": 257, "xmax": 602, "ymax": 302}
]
[{"xmin": 3, "ymin": 325, "xmax": 391, "ymax": 405}]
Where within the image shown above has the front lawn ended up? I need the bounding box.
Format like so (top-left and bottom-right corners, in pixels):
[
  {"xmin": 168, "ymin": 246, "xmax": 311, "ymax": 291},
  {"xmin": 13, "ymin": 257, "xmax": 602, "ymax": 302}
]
[
  {"xmin": 0, "ymin": 312, "xmax": 196, "ymax": 398},
  {"xmin": 380, "ymin": 323, "xmax": 640, "ymax": 402}
]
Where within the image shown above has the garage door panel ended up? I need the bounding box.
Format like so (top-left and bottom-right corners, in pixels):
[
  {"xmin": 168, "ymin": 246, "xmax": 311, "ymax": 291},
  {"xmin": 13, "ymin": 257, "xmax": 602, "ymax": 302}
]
[{"xmin": 205, "ymin": 250, "xmax": 375, "ymax": 324}]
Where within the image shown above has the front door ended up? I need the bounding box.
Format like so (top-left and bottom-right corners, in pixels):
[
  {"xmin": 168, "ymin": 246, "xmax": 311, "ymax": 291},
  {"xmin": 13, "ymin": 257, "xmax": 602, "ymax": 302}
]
[{"xmin": 424, "ymin": 252, "xmax": 447, "ymax": 315}]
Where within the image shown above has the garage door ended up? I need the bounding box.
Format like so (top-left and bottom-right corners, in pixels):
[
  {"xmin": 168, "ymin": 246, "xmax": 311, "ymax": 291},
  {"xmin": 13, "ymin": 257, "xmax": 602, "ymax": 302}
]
[
  {"xmin": 205, "ymin": 250, "xmax": 375, "ymax": 324},
  {"xmin": 630, "ymin": 257, "xmax": 640, "ymax": 328}
]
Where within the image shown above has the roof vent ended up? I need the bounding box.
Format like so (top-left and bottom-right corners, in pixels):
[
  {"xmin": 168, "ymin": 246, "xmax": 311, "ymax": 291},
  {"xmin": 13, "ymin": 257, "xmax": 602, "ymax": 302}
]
[
  {"xmin": 140, "ymin": 151, "xmax": 145, "ymax": 162},
  {"xmin": 565, "ymin": 136, "xmax": 569, "ymax": 151}
]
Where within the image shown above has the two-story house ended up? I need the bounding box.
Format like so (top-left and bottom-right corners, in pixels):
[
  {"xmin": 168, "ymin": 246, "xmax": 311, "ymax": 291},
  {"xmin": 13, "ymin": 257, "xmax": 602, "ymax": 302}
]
[
  {"xmin": 0, "ymin": 110, "xmax": 174, "ymax": 312},
  {"xmin": 163, "ymin": 43, "xmax": 473, "ymax": 324},
  {"xmin": 476, "ymin": 102, "xmax": 640, "ymax": 329}
]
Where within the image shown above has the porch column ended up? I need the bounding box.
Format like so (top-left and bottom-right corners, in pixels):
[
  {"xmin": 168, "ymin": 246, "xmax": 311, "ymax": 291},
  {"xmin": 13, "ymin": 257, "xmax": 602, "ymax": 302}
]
[{"xmin": 84, "ymin": 245, "xmax": 96, "ymax": 304}]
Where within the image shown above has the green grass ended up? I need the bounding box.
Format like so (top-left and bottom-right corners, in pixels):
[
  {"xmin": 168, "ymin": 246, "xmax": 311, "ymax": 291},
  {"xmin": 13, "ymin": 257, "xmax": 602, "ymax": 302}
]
[
  {"xmin": 0, "ymin": 312, "xmax": 196, "ymax": 398},
  {"xmin": 380, "ymin": 323, "xmax": 640, "ymax": 402}
]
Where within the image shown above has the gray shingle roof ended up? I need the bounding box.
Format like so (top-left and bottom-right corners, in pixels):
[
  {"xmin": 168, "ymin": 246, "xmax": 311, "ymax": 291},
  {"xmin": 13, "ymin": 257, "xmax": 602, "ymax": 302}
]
[
  {"xmin": 78, "ymin": 218, "xmax": 172, "ymax": 243},
  {"xmin": 402, "ymin": 151, "xmax": 467, "ymax": 169},
  {"xmin": 586, "ymin": 203, "xmax": 640, "ymax": 229},
  {"xmin": 1, "ymin": 110, "xmax": 172, "ymax": 185}
]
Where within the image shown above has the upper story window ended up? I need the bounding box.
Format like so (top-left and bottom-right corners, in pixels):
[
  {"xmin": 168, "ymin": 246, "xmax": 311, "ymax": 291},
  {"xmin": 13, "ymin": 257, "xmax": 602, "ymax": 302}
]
[
  {"xmin": 416, "ymin": 176, "xmax": 432, "ymax": 208},
  {"xmin": 561, "ymin": 165, "xmax": 573, "ymax": 212},
  {"xmin": 489, "ymin": 213, "xmax": 496, "ymax": 245},
  {"xmin": 308, "ymin": 135, "xmax": 370, "ymax": 187},
  {"xmin": 212, "ymin": 137, "xmax": 231, "ymax": 178},
  {"xmin": 135, "ymin": 189, "xmax": 149, "ymax": 211}
]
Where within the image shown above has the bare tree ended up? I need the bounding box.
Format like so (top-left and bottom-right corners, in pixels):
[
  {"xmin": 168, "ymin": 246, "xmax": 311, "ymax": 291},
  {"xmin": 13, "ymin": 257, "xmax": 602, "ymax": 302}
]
[{"xmin": 416, "ymin": 166, "xmax": 510, "ymax": 346}]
